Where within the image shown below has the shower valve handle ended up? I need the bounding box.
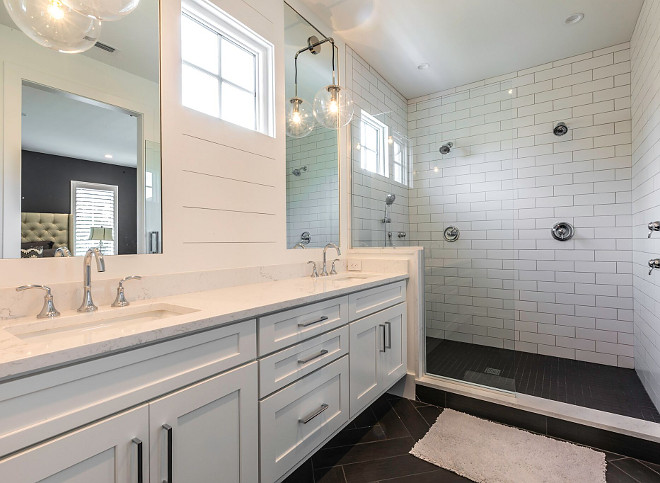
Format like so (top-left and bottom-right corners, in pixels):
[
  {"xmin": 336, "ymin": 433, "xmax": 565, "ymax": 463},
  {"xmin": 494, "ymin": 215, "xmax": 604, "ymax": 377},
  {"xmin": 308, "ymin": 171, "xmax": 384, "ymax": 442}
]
[
  {"xmin": 649, "ymin": 259, "xmax": 660, "ymax": 275},
  {"xmin": 649, "ymin": 221, "xmax": 660, "ymax": 238}
]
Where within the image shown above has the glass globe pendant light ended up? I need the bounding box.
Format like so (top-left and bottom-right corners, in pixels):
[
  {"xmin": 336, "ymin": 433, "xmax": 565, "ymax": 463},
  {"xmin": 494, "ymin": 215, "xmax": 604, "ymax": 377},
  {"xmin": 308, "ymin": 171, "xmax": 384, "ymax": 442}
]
[
  {"xmin": 2, "ymin": 0, "xmax": 101, "ymax": 53},
  {"xmin": 286, "ymin": 41, "xmax": 316, "ymax": 138},
  {"xmin": 62, "ymin": 0, "xmax": 140, "ymax": 21},
  {"xmin": 286, "ymin": 97, "xmax": 315, "ymax": 138},
  {"xmin": 313, "ymin": 41, "xmax": 354, "ymax": 129}
]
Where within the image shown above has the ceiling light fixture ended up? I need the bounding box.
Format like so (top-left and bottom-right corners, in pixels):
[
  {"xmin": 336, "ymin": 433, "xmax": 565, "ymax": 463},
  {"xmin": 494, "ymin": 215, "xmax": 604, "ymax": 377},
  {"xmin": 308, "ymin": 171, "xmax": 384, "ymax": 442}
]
[
  {"xmin": 104, "ymin": 154, "xmax": 113, "ymax": 159},
  {"xmin": 565, "ymin": 13, "xmax": 584, "ymax": 24},
  {"xmin": 417, "ymin": 63, "xmax": 430, "ymax": 70}
]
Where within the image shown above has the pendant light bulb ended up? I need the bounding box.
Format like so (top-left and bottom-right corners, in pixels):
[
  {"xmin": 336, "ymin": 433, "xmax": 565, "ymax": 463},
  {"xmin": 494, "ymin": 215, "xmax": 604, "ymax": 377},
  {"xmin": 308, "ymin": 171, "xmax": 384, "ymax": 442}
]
[
  {"xmin": 62, "ymin": 0, "xmax": 140, "ymax": 21},
  {"xmin": 3, "ymin": 0, "xmax": 102, "ymax": 53},
  {"xmin": 313, "ymin": 84, "xmax": 354, "ymax": 129},
  {"xmin": 286, "ymin": 97, "xmax": 315, "ymax": 138}
]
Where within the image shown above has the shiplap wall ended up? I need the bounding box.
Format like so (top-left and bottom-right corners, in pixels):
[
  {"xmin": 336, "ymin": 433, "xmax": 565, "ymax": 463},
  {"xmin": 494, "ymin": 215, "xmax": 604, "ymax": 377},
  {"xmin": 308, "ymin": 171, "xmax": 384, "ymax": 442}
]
[
  {"xmin": 345, "ymin": 46, "xmax": 411, "ymax": 248},
  {"xmin": 409, "ymin": 43, "xmax": 634, "ymax": 368},
  {"xmin": 631, "ymin": 0, "xmax": 660, "ymax": 409},
  {"xmin": 286, "ymin": 126, "xmax": 339, "ymax": 248}
]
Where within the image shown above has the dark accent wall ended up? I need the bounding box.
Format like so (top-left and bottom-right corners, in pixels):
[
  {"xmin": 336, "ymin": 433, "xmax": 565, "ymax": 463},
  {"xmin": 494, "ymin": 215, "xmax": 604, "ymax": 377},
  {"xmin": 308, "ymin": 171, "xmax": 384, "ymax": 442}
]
[{"xmin": 21, "ymin": 150, "xmax": 138, "ymax": 255}]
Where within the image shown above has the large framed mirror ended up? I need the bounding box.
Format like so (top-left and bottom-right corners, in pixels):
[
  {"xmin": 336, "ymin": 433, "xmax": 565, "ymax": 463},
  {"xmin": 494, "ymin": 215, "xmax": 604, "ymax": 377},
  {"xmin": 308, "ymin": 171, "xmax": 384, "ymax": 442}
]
[
  {"xmin": 284, "ymin": 2, "xmax": 339, "ymax": 249},
  {"xmin": 0, "ymin": 0, "xmax": 161, "ymax": 259}
]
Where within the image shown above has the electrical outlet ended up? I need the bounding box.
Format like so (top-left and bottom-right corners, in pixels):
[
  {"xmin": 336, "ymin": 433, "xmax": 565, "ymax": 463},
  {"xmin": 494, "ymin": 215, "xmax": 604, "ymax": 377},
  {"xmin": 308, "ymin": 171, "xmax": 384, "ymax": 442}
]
[{"xmin": 347, "ymin": 260, "xmax": 362, "ymax": 271}]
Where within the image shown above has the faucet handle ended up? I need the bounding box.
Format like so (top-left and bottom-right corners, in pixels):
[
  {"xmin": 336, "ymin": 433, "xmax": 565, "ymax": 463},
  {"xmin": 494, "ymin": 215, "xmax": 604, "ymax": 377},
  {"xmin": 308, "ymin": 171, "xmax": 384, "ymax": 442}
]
[
  {"xmin": 307, "ymin": 261, "xmax": 319, "ymax": 278},
  {"xmin": 649, "ymin": 259, "xmax": 660, "ymax": 275},
  {"xmin": 16, "ymin": 285, "xmax": 60, "ymax": 319},
  {"xmin": 330, "ymin": 259, "xmax": 340, "ymax": 275},
  {"xmin": 112, "ymin": 276, "xmax": 143, "ymax": 307}
]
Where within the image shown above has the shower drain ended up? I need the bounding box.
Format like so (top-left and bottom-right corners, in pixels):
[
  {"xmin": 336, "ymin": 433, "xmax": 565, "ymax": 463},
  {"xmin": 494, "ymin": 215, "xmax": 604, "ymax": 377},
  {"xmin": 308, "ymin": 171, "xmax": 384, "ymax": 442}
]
[{"xmin": 484, "ymin": 367, "xmax": 502, "ymax": 376}]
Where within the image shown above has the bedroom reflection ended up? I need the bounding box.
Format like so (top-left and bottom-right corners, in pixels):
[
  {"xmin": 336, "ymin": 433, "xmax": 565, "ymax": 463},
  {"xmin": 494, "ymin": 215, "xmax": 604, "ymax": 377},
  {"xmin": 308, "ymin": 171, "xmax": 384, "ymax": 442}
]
[
  {"xmin": 21, "ymin": 84, "xmax": 144, "ymax": 258},
  {"xmin": 0, "ymin": 0, "xmax": 161, "ymax": 259}
]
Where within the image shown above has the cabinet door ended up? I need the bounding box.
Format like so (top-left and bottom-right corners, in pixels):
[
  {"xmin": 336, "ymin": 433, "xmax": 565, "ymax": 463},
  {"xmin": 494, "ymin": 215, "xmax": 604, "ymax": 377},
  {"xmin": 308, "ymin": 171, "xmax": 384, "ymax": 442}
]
[
  {"xmin": 149, "ymin": 362, "xmax": 258, "ymax": 483},
  {"xmin": 349, "ymin": 311, "xmax": 383, "ymax": 418},
  {"xmin": 0, "ymin": 405, "xmax": 148, "ymax": 483},
  {"xmin": 380, "ymin": 303, "xmax": 407, "ymax": 388}
]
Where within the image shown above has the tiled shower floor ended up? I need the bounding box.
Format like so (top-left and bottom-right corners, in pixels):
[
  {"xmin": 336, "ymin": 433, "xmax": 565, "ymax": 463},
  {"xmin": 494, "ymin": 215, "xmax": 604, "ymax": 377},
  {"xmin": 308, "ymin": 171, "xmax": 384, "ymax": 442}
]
[{"xmin": 426, "ymin": 338, "xmax": 660, "ymax": 423}]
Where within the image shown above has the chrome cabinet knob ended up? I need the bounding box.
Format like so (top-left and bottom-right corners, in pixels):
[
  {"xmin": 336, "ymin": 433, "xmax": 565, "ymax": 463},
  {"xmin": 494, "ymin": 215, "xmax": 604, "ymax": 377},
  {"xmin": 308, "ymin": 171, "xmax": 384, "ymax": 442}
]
[
  {"xmin": 16, "ymin": 284, "xmax": 60, "ymax": 318},
  {"xmin": 112, "ymin": 276, "xmax": 142, "ymax": 307}
]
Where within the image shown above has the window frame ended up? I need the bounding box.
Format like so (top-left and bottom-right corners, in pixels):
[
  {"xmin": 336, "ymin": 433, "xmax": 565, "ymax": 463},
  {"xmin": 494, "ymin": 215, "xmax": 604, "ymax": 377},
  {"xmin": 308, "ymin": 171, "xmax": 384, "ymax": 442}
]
[
  {"xmin": 390, "ymin": 134, "xmax": 408, "ymax": 187},
  {"xmin": 70, "ymin": 181, "xmax": 119, "ymax": 256},
  {"xmin": 181, "ymin": 0, "xmax": 275, "ymax": 136},
  {"xmin": 360, "ymin": 109, "xmax": 389, "ymax": 178}
]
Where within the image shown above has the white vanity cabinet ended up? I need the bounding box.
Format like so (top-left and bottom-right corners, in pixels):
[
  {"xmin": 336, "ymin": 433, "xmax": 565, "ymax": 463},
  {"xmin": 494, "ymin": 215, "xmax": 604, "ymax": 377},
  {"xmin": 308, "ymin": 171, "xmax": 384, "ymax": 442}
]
[
  {"xmin": 0, "ymin": 277, "xmax": 408, "ymax": 483},
  {"xmin": 0, "ymin": 405, "xmax": 149, "ymax": 483},
  {"xmin": 149, "ymin": 362, "xmax": 258, "ymax": 483},
  {"xmin": 349, "ymin": 303, "xmax": 407, "ymax": 418}
]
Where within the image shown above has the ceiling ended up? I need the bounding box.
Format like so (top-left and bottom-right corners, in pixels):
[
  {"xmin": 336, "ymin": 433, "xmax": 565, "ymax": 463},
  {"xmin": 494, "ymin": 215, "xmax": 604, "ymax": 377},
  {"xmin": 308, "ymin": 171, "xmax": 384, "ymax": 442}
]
[
  {"xmin": 0, "ymin": 0, "xmax": 159, "ymax": 83},
  {"xmin": 22, "ymin": 84, "xmax": 138, "ymax": 167},
  {"xmin": 295, "ymin": 0, "xmax": 644, "ymax": 99}
]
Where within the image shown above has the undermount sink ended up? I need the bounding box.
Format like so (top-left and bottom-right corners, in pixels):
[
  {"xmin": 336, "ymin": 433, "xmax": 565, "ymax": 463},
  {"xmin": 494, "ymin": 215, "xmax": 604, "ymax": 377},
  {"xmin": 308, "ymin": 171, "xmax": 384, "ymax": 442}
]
[
  {"xmin": 5, "ymin": 303, "xmax": 199, "ymax": 342},
  {"xmin": 332, "ymin": 273, "xmax": 372, "ymax": 281}
]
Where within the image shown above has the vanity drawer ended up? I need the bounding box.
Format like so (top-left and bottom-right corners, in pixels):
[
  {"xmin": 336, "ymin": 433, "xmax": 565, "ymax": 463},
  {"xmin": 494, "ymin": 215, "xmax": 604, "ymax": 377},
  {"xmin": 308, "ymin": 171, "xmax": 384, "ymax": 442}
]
[
  {"xmin": 260, "ymin": 355, "xmax": 349, "ymax": 483},
  {"xmin": 348, "ymin": 281, "xmax": 406, "ymax": 321},
  {"xmin": 259, "ymin": 325, "xmax": 348, "ymax": 398},
  {"xmin": 258, "ymin": 296, "xmax": 348, "ymax": 355},
  {"xmin": 0, "ymin": 319, "xmax": 256, "ymax": 458}
]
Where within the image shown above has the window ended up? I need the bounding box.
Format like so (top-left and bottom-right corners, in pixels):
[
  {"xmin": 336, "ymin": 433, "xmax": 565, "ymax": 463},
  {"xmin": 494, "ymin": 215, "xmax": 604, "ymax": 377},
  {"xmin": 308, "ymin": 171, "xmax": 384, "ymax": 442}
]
[
  {"xmin": 181, "ymin": 1, "xmax": 275, "ymax": 135},
  {"xmin": 391, "ymin": 136, "xmax": 408, "ymax": 186},
  {"xmin": 360, "ymin": 110, "xmax": 388, "ymax": 177},
  {"xmin": 71, "ymin": 181, "xmax": 118, "ymax": 256}
]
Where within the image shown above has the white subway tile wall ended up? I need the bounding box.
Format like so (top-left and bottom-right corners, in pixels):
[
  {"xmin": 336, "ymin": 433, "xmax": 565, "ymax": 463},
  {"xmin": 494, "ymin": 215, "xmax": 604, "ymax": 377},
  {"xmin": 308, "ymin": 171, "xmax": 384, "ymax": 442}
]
[
  {"xmin": 286, "ymin": 126, "xmax": 339, "ymax": 248},
  {"xmin": 346, "ymin": 46, "xmax": 411, "ymax": 247},
  {"xmin": 631, "ymin": 0, "xmax": 660, "ymax": 408},
  {"xmin": 408, "ymin": 43, "xmax": 633, "ymax": 368}
]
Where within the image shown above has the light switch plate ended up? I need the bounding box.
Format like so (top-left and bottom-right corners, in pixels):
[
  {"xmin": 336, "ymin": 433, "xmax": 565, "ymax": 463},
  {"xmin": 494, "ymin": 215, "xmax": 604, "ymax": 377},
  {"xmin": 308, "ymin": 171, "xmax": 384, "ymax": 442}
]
[{"xmin": 347, "ymin": 260, "xmax": 362, "ymax": 271}]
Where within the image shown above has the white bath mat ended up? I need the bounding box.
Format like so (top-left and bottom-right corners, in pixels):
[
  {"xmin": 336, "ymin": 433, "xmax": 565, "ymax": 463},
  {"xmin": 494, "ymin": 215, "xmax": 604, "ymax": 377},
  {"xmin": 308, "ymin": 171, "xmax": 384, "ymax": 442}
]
[{"xmin": 410, "ymin": 409, "xmax": 606, "ymax": 483}]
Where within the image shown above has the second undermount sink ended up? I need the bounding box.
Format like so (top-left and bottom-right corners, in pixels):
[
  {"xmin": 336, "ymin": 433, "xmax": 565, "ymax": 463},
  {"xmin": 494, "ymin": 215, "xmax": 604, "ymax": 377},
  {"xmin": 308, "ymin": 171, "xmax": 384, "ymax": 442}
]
[
  {"xmin": 332, "ymin": 273, "xmax": 373, "ymax": 282},
  {"xmin": 5, "ymin": 303, "xmax": 199, "ymax": 343}
]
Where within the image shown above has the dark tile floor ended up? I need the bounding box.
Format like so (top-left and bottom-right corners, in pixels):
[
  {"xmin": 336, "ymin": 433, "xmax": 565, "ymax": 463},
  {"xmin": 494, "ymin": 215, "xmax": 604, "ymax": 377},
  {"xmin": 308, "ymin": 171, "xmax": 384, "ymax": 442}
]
[
  {"xmin": 283, "ymin": 394, "xmax": 660, "ymax": 483},
  {"xmin": 426, "ymin": 338, "xmax": 660, "ymax": 423}
]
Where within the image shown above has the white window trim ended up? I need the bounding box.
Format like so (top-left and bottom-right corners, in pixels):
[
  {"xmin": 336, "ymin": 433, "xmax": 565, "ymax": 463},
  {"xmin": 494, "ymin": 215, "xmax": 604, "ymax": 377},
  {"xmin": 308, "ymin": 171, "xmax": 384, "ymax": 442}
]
[
  {"xmin": 182, "ymin": 0, "xmax": 275, "ymax": 137},
  {"xmin": 360, "ymin": 109, "xmax": 389, "ymax": 178},
  {"xmin": 71, "ymin": 181, "xmax": 119, "ymax": 256},
  {"xmin": 390, "ymin": 133, "xmax": 410, "ymax": 187}
]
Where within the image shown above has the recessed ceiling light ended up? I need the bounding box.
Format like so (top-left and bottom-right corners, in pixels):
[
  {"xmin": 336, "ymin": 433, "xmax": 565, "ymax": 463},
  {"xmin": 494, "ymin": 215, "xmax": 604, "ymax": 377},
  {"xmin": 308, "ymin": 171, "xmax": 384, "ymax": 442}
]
[
  {"xmin": 565, "ymin": 13, "xmax": 584, "ymax": 24},
  {"xmin": 418, "ymin": 63, "xmax": 430, "ymax": 70},
  {"xmin": 104, "ymin": 154, "xmax": 113, "ymax": 159}
]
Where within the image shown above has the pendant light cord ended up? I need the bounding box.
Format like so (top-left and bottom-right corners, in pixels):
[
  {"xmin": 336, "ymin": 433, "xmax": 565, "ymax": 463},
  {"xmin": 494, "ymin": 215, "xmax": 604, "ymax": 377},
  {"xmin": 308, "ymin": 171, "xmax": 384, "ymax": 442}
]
[{"xmin": 294, "ymin": 36, "xmax": 337, "ymax": 96}]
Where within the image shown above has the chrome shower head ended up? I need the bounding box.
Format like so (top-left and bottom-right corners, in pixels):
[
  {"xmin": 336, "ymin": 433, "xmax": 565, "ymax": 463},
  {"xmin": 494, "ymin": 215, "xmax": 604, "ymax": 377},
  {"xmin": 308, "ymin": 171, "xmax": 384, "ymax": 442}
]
[
  {"xmin": 385, "ymin": 194, "xmax": 396, "ymax": 205},
  {"xmin": 553, "ymin": 122, "xmax": 568, "ymax": 136},
  {"xmin": 439, "ymin": 142, "xmax": 453, "ymax": 154}
]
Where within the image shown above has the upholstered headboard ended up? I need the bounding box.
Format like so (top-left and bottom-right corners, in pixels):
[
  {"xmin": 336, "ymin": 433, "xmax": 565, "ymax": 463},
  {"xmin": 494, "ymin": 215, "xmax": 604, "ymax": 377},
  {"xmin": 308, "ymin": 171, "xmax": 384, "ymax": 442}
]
[{"xmin": 21, "ymin": 212, "xmax": 72, "ymax": 250}]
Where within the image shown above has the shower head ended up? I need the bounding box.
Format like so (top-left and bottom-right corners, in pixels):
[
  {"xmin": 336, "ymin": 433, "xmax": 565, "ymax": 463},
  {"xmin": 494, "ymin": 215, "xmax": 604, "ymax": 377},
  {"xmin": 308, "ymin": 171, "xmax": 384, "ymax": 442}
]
[
  {"xmin": 439, "ymin": 142, "xmax": 453, "ymax": 154},
  {"xmin": 385, "ymin": 194, "xmax": 396, "ymax": 205},
  {"xmin": 553, "ymin": 122, "xmax": 568, "ymax": 136}
]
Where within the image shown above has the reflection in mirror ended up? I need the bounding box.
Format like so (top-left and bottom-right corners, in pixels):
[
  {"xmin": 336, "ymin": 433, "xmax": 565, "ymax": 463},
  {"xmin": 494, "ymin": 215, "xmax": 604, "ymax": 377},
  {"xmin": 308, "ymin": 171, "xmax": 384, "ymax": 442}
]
[
  {"xmin": 284, "ymin": 2, "xmax": 339, "ymax": 249},
  {"xmin": 0, "ymin": 0, "xmax": 161, "ymax": 259},
  {"xmin": 350, "ymin": 109, "xmax": 412, "ymax": 248}
]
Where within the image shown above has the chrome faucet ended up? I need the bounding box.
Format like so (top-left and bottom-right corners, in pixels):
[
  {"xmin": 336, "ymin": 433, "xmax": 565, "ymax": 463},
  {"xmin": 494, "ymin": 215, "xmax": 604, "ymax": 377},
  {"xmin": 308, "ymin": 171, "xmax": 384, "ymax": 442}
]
[
  {"xmin": 321, "ymin": 243, "xmax": 341, "ymax": 276},
  {"xmin": 78, "ymin": 247, "xmax": 106, "ymax": 312}
]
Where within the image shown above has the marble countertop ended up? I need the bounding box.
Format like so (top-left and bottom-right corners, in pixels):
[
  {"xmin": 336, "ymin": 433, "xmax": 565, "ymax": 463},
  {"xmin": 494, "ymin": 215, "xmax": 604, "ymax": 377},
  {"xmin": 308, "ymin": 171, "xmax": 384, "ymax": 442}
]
[{"xmin": 0, "ymin": 272, "xmax": 407, "ymax": 381}]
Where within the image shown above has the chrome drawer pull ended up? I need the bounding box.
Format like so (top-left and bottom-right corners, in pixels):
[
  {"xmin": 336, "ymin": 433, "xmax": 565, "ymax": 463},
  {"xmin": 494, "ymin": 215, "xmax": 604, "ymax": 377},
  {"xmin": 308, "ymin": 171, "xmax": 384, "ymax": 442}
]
[
  {"xmin": 298, "ymin": 349, "xmax": 329, "ymax": 364},
  {"xmin": 380, "ymin": 324, "xmax": 386, "ymax": 352},
  {"xmin": 298, "ymin": 315, "xmax": 329, "ymax": 327},
  {"xmin": 299, "ymin": 403, "xmax": 329, "ymax": 424},
  {"xmin": 385, "ymin": 321, "xmax": 392, "ymax": 349}
]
